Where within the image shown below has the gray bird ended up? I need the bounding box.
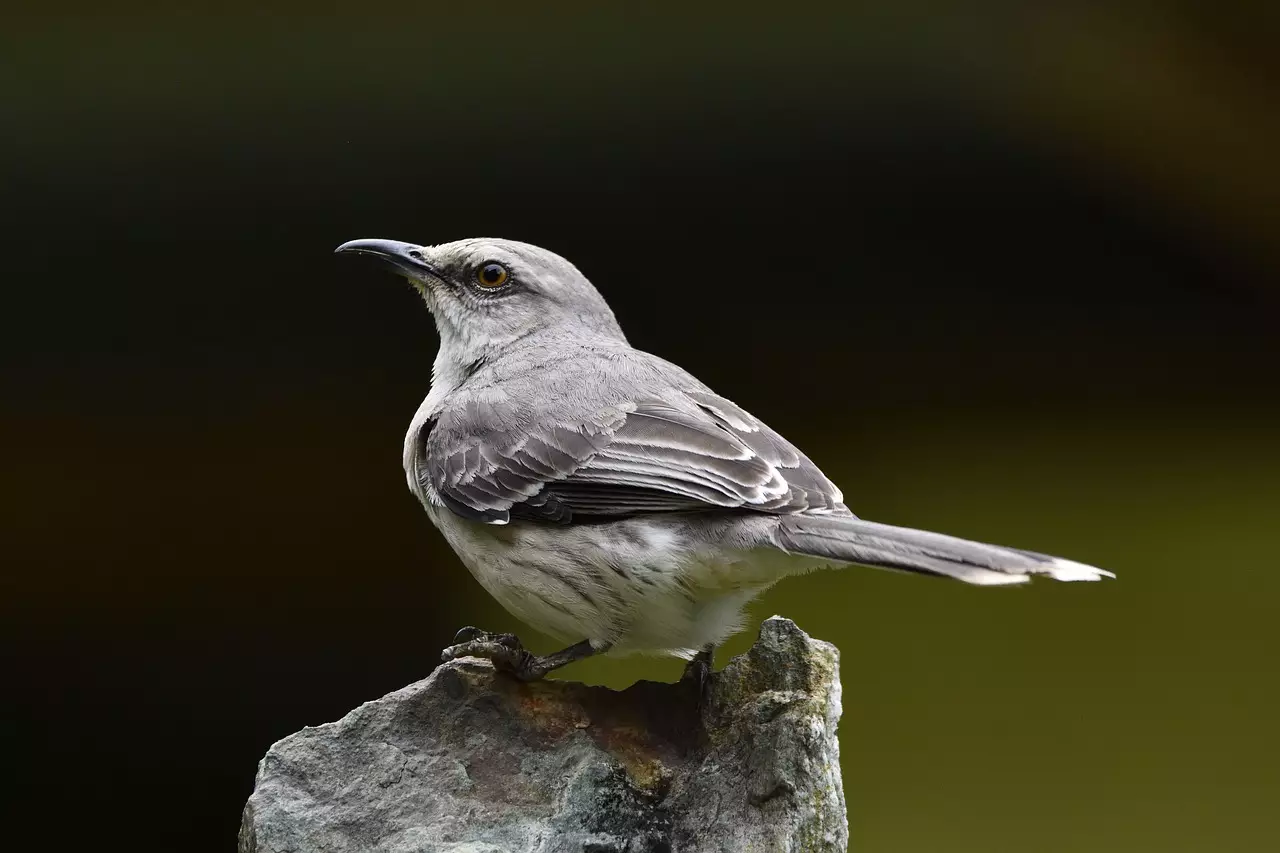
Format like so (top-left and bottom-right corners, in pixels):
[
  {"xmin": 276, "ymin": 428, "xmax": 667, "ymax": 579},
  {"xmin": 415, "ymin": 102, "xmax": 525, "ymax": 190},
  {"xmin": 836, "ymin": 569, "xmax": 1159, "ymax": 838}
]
[{"xmin": 336, "ymin": 236, "xmax": 1112, "ymax": 681}]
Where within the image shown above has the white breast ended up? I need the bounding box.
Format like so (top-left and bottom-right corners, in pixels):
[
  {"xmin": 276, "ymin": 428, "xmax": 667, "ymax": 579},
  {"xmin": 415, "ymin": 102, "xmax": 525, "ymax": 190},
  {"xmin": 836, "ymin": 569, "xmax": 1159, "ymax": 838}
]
[{"xmin": 422, "ymin": 505, "xmax": 816, "ymax": 657}]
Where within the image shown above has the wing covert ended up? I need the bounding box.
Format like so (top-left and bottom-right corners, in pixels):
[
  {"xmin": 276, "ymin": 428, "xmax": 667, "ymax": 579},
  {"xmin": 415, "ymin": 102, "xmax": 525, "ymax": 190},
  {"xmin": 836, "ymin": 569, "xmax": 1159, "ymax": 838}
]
[{"xmin": 416, "ymin": 393, "xmax": 845, "ymax": 524}]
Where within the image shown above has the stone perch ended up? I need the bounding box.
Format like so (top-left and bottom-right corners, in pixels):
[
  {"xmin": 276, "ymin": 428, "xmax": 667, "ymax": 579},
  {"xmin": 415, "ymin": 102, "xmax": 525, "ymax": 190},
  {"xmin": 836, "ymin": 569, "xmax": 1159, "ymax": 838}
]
[{"xmin": 239, "ymin": 617, "xmax": 846, "ymax": 852}]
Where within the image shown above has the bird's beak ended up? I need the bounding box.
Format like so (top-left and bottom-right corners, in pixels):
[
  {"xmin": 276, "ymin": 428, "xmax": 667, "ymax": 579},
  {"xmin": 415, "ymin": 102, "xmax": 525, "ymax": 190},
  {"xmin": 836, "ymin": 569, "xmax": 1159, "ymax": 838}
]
[{"xmin": 334, "ymin": 238, "xmax": 441, "ymax": 282}]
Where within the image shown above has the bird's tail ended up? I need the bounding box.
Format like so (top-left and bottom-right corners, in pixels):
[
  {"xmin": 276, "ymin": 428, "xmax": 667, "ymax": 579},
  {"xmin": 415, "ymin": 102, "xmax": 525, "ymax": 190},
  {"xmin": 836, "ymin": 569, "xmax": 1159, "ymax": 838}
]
[{"xmin": 772, "ymin": 514, "xmax": 1113, "ymax": 585}]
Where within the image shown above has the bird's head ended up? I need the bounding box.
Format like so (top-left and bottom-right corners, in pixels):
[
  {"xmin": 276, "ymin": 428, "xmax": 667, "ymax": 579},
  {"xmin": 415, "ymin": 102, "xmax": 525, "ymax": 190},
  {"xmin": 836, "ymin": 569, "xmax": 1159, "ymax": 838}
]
[{"xmin": 336, "ymin": 237, "xmax": 626, "ymax": 373}]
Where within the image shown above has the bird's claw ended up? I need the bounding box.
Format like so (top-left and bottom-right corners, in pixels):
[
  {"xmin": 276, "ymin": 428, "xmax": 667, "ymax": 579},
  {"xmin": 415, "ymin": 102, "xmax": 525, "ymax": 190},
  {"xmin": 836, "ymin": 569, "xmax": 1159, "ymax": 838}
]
[
  {"xmin": 451, "ymin": 626, "xmax": 522, "ymax": 648},
  {"xmin": 441, "ymin": 627, "xmax": 541, "ymax": 680},
  {"xmin": 451, "ymin": 626, "xmax": 486, "ymax": 644}
]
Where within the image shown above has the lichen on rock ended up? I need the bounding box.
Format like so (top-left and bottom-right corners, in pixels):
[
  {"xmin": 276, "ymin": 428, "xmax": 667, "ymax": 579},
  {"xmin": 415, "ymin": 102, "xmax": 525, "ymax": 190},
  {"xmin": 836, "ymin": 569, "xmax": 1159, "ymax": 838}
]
[{"xmin": 239, "ymin": 616, "xmax": 846, "ymax": 853}]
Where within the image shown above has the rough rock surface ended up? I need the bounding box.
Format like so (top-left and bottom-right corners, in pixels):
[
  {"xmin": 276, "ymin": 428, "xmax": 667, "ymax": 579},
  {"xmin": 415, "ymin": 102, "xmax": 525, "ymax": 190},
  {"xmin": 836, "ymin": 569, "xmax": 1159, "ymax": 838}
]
[{"xmin": 239, "ymin": 616, "xmax": 846, "ymax": 853}]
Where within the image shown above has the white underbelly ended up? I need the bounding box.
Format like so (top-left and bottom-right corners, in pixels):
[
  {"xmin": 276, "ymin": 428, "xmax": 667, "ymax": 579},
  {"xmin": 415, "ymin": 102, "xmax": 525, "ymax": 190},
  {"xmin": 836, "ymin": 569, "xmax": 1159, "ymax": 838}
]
[{"xmin": 424, "ymin": 505, "xmax": 814, "ymax": 656}]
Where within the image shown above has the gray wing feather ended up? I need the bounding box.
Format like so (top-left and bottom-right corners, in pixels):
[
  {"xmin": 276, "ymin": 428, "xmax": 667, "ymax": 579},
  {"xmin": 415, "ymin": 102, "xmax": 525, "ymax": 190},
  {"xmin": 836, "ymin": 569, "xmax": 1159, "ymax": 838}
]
[{"xmin": 420, "ymin": 392, "xmax": 844, "ymax": 524}]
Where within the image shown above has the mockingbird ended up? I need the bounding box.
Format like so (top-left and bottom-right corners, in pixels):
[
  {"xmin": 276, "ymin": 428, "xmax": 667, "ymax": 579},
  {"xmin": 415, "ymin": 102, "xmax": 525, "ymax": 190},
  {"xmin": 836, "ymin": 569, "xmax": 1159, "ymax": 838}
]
[{"xmin": 336, "ymin": 237, "xmax": 1112, "ymax": 681}]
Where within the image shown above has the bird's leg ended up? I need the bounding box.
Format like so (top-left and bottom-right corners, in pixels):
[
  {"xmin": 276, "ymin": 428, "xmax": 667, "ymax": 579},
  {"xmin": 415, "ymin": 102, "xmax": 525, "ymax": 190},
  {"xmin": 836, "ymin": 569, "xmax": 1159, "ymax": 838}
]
[
  {"xmin": 518, "ymin": 638, "xmax": 610, "ymax": 680},
  {"xmin": 441, "ymin": 627, "xmax": 609, "ymax": 682},
  {"xmin": 680, "ymin": 644, "xmax": 716, "ymax": 692}
]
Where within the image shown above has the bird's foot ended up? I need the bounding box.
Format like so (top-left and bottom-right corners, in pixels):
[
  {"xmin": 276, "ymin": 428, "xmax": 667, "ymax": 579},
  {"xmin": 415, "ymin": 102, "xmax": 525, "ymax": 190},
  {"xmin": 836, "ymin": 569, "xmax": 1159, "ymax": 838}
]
[
  {"xmin": 680, "ymin": 645, "xmax": 716, "ymax": 701},
  {"xmin": 441, "ymin": 626, "xmax": 541, "ymax": 680},
  {"xmin": 442, "ymin": 628, "xmax": 605, "ymax": 682}
]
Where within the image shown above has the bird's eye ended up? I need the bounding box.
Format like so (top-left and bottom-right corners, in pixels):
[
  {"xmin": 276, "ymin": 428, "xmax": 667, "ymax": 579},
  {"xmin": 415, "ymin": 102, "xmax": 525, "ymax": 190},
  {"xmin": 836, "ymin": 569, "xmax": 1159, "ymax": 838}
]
[{"xmin": 476, "ymin": 262, "xmax": 509, "ymax": 288}]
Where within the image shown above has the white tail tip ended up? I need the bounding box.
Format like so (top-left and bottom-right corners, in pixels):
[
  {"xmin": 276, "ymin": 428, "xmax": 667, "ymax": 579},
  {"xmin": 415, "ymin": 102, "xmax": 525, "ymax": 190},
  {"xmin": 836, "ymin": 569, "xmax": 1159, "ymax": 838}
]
[{"xmin": 1045, "ymin": 558, "xmax": 1115, "ymax": 582}]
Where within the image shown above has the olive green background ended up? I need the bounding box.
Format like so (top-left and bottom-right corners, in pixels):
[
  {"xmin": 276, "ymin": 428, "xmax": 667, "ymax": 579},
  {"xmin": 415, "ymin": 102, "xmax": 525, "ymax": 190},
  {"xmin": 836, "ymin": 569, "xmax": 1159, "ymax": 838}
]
[{"xmin": 5, "ymin": 4, "xmax": 1278, "ymax": 851}]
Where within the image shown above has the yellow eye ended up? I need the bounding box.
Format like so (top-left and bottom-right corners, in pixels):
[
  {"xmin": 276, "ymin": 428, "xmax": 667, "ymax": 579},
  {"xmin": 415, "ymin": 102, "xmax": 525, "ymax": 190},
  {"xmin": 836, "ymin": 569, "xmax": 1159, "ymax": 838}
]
[{"xmin": 476, "ymin": 262, "xmax": 509, "ymax": 288}]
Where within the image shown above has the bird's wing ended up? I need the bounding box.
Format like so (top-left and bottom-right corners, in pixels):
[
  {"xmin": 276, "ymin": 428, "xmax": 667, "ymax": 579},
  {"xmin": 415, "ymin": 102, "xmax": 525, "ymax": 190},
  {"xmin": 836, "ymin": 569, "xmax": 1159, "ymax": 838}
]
[{"xmin": 417, "ymin": 390, "xmax": 845, "ymax": 524}]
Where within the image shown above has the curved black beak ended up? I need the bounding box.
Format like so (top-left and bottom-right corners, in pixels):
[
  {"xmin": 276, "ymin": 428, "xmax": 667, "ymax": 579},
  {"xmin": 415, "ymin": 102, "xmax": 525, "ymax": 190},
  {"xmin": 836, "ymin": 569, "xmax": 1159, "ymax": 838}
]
[{"xmin": 334, "ymin": 238, "xmax": 441, "ymax": 280}]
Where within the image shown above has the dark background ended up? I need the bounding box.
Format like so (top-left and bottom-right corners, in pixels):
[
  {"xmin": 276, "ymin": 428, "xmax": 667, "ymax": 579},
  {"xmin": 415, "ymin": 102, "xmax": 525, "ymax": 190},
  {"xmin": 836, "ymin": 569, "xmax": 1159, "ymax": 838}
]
[{"xmin": 5, "ymin": 4, "xmax": 1278, "ymax": 851}]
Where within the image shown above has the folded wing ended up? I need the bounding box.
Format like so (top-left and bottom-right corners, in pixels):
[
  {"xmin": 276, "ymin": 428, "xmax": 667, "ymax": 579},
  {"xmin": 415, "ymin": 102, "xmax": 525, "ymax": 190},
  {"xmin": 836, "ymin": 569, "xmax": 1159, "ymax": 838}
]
[{"xmin": 416, "ymin": 391, "xmax": 845, "ymax": 524}]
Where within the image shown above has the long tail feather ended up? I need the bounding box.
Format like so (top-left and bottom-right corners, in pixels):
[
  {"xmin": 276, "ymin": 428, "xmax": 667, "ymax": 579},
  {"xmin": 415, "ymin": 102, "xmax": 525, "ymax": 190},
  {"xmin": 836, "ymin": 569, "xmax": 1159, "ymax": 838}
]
[{"xmin": 773, "ymin": 515, "xmax": 1113, "ymax": 585}]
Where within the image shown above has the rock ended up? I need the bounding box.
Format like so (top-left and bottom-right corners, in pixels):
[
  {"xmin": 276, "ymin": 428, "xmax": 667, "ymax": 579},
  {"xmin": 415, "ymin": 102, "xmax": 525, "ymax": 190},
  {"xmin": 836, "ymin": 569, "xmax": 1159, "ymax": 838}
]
[{"xmin": 239, "ymin": 616, "xmax": 846, "ymax": 853}]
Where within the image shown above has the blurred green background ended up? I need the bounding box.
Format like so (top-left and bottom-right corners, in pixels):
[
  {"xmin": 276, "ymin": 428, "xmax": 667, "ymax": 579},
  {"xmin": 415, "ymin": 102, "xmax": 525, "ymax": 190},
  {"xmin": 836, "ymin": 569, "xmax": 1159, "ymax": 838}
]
[{"xmin": 4, "ymin": 3, "xmax": 1278, "ymax": 852}]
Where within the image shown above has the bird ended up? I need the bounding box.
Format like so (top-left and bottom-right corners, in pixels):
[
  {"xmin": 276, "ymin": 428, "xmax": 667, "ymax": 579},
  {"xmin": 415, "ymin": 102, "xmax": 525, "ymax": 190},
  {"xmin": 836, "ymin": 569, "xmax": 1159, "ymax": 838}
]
[{"xmin": 336, "ymin": 236, "xmax": 1113, "ymax": 682}]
